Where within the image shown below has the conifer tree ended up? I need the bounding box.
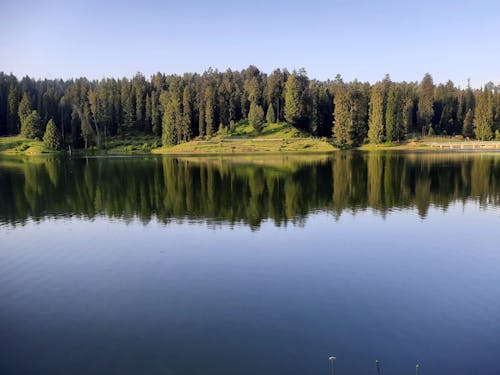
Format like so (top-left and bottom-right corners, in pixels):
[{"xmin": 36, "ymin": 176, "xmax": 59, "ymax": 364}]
[
  {"xmin": 145, "ymin": 94, "xmax": 152, "ymax": 132},
  {"xmin": 473, "ymin": 87, "xmax": 493, "ymax": 140},
  {"xmin": 284, "ymin": 74, "xmax": 301, "ymax": 125},
  {"xmin": 266, "ymin": 103, "xmax": 276, "ymax": 124},
  {"xmin": 21, "ymin": 110, "xmax": 42, "ymax": 139},
  {"xmin": 18, "ymin": 93, "xmax": 32, "ymax": 129},
  {"xmin": 249, "ymin": 102, "xmax": 265, "ymax": 132},
  {"xmin": 417, "ymin": 73, "xmax": 434, "ymax": 130},
  {"xmin": 462, "ymin": 108, "xmax": 474, "ymax": 138},
  {"xmin": 348, "ymin": 83, "xmax": 369, "ymax": 146},
  {"xmin": 204, "ymin": 86, "xmax": 215, "ymax": 137},
  {"xmin": 332, "ymin": 86, "xmax": 350, "ymax": 145},
  {"xmin": 182, "ymin": 87, "xmax": 192, "ymax": 142},
  {"xmin": 81, "ymin": 102, "xmax": 95, "ymax": 148},
  {"xmin": 402, "ymin": 96, "xmax": 415, "ymax": 135},
  {"xmin": 385, "ymin": 85, "xmax": 403, "ymax": 141},
  {"xmin": 43, "ymin": 118, "xmax": 62, "ymax": 150},
  {"xmin": 160, "ymin": 88, "xmax": 181, "ymax": 146},
  {"xmin": 368, "ymin": 83, "xmax": 385, "ymax": 144},
  {"xmin": 7, "ymin": 85, "xmax": 19, "ymax": 134},
  {"xmin": 151, "ymin": 92, "xmax": 161, "ymax": 136}
]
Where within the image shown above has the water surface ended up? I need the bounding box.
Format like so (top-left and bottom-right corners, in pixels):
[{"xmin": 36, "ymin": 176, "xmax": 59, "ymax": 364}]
[{"xmin": 1, "ymin": 152, "xmax": 500, "ymax": 374}]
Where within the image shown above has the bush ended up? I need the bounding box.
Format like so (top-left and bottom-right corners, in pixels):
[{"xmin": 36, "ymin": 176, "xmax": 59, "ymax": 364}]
[{"xmin": 496, "ymin": 130, "xmax": 500, "ymax": 141}]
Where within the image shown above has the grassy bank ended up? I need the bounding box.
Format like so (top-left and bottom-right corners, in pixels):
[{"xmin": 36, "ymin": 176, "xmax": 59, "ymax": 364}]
[
  {"xmin": 3, "ymin": 124, "xmax": 500, "ymax": 157},
  {"xmin": 0, "ymin": 136, "xmax": 56, "ymax": 155},
  {"xmin": 153, "ymin": 122, "xmax": 336, "ymax": 154}
]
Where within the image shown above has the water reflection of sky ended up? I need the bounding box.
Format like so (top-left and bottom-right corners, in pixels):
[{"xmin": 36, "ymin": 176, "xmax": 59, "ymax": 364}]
[{"xmin": 1, "ymin": 203, "xmax": 500, "ymax": 375}]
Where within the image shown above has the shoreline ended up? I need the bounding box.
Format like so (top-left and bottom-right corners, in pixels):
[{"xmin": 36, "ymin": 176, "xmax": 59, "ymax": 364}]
[{"xmin": 2, "ymin": 135, "xmax": 500, "ymax": 157}]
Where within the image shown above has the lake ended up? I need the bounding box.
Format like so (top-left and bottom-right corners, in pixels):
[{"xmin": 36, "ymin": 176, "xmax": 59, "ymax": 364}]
[{"xmin": 1, "ymin": 152, "xmax": 500, "ymax": 375}]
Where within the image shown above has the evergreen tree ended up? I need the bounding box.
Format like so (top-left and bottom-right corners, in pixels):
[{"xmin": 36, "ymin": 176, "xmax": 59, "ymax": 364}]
[
  {"xmin": 473, "ymin": 87, "xmax": 494, "ymax": 140},
  {"xmin": 332, "ymin": 85, "xmax": 350, "ymax": 145},
  {"xmin": 348, "ymin": 83, "xmax": 369, "ymax": 146},
  {"xmin": 43, "ymin": 118, "xmax": 62, "ymax": 150},
  {"xmin": 385, "ymin": 85, "xmax": 403, "ymax": 141},
  {"xmin": 121, "ymin": 82, "xmax": 135, "ymax": 129},
  {"xmin": 249, "ymin": 102, "xmax": 265, "ymax": 132},
  {"xmin": 204, "ymin": 86, "xmax": 215, "ymax": 137},
  {"xmin": 284, "ymin": 74, "xmax": 301, "ymax": 125},
  {"xmin": 81, "ymin": 102, "xmax": 95, "ymax": 148},
  {"xmin": 70, "ymin": 108, "xmax": 82, "ymax": 147},
  {"xmin": 266, "ymin": 69, "xmax": 285, "ymax": 122},
  {"xmin": 145, "ymin": 94, "xmax": 152, "ymax": 133},
  {"xmin": 266, "ymin": 103, "xmax": 276, "ymax": 124},
  {"xmin": 160, "ymin": 88, "xmax": 181, "ymax": 146},
  {"xmin": 182, "ymin": 87, "xmax": 192, "ymax": 142},
  {"xmin": 151, "ymin": 92, "xmax": 161, "ymax": 136},
  {"xmin": 18, "ymin": 93, "xmax": 32, "ymax": 129},
  {"xmin": 402, "ymin": 96, "xmax": 415, "ymax": 135},
  {"xmin": 198, "ymin": 100, "xmax": 205, "ymax": 138},
  {"xmin": 21, "ymin": 110, "xmax": 42, "ymax": 139},
  {"xmin": 7, "ymin": 85, "xmax": 19, "ymax": 134},
  {"xmin": 462, "ymin": 108, "xmax": 474, "ymax": 138},
  {"xmin": 368, "ymin": 83, "xmax": 385, "ymax": 144},
  {"xmin": 417, "ymin": 73, "xmax": 434, "ymax": 131}
]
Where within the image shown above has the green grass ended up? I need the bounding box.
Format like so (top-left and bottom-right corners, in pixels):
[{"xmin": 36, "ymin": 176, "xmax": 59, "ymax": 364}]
[
  {"xmin": 0, "ymin": 136, "xmax": 55, "ymax": 155},
  {"xmin": 154, "ymin": 122, "xmax": 335, "ymax": 155},
  {"xmin": 221, "ymin": 120, "xmax": 306, "ymax": 139},
  {"xmin": 82, "ymin": 131, "xmax": 161, "ymax": 155}
]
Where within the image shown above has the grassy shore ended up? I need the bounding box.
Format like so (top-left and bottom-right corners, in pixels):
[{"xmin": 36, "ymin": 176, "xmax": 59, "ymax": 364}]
[
  {"xmin": 153, "ymin": 122, "xmax": 336, "ymax": 154},
  {"xmin": 0, "ymin": 136, "xmax": 56, "ymax": 155},
  {"xmin": 2, "ymin": 124, "xmax": 500, "ymax": 156}
]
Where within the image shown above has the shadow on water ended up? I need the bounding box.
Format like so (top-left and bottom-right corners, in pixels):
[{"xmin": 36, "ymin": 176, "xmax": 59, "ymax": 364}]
[{"xmin": 1, "ymin": 151, "xmax": 500, "ymax": 228}]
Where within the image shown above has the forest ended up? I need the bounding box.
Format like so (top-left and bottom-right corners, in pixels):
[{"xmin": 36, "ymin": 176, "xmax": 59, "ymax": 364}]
[{"xmin": 0, "ymin": 67, "xmax": 500, "ymax": 150}]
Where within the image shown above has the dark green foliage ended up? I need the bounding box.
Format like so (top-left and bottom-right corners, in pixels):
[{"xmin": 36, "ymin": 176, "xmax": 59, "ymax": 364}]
[
  {"xmin": 348, "ymin": 82, "xmax": 369, "ymax": 146},
  {"xmin": 43, "ymin": 119, "xmax": 62, "ymax": 150},
  {"xmin": 266, "ymin": 103, "xmax": 276, "ymax": 124},
  {"xmin": 368, "ymin": 83, "xmax": 385, "ymax": 144},
  {"xmin": 333, "ymin": 85, "xmax": 350, "ymax": 144},
  {"xmin": 462, "ymin": 109, "xmax": 474, "ymax": 138},
  {"xmin": 182, "ymin": 87, "xmax": 192, "ymax": 142},
  {"xmin": 81, "ymin": 102, "xmax": 95, "ymax": 148},
  {"xmin": 160, "ymin": 85, "xmax": 182, "ymax": 146},
  {"xmin": 7, "ymin": 86, "xmax": 19, "ymax": 134},
  {"xmin": 417, "ymin": 73, "xmax": 434, "ymax": 129},
  {"xmin": 284, "ymin": 74, "xmax": 301, "ymax": 125},
  {"xmin": 248, "ymin": 103, "xmax": 265, "ymax": 132},
  {"xmin": 385, "ymin": 85, "xmax": 404, "ymax": 141},
  {"xmin": 21, "ymin": 110, "xmax": 42, "ymax": 139},
  {"xmin": 473, "ymin": 87, "xmax": 494, "ymax": 140},
  {"xmin": 0, "ymin": 68, "xmax": 499, "ymax": 148},
  {"xmin": 151, "ymin": 92, "xmax": 161, "ymax": 136},
  {"xmin": 204, "ymin": 86, "xmax": 216, "ymax": 138},
  {"xmin": 18, "ymin": 93, "xmax": 32, "ymax": 128},
  {"xmin": 284, "ymin": 70, "xmax": 310, "ymax": 130}
]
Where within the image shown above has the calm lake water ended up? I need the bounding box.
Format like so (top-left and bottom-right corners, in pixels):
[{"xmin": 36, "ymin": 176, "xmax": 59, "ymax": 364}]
[{"xmin": 1, "ymin": 152, "xmax": 500, "ymax": 375}]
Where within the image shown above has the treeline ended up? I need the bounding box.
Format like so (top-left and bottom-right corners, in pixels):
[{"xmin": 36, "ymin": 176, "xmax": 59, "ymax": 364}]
[
  {"xmin": 1, "ymin": 68, "xmax": 500, "ymax": 148},
  {"xmin": 1, "ymin": 154, "xmax": 500, "ymax": 227}
]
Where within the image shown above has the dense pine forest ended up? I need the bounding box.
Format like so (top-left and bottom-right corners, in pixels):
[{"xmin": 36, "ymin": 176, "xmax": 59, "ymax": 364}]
[{"xmin": 1, "ymin": 67, "xmax": 500, "ymax": 150}]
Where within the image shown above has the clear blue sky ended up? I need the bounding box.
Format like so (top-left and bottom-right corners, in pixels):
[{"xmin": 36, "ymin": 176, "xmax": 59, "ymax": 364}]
[{"xmin": 1, "ymin": 0, "xmax": 499, "ymax": 87}]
